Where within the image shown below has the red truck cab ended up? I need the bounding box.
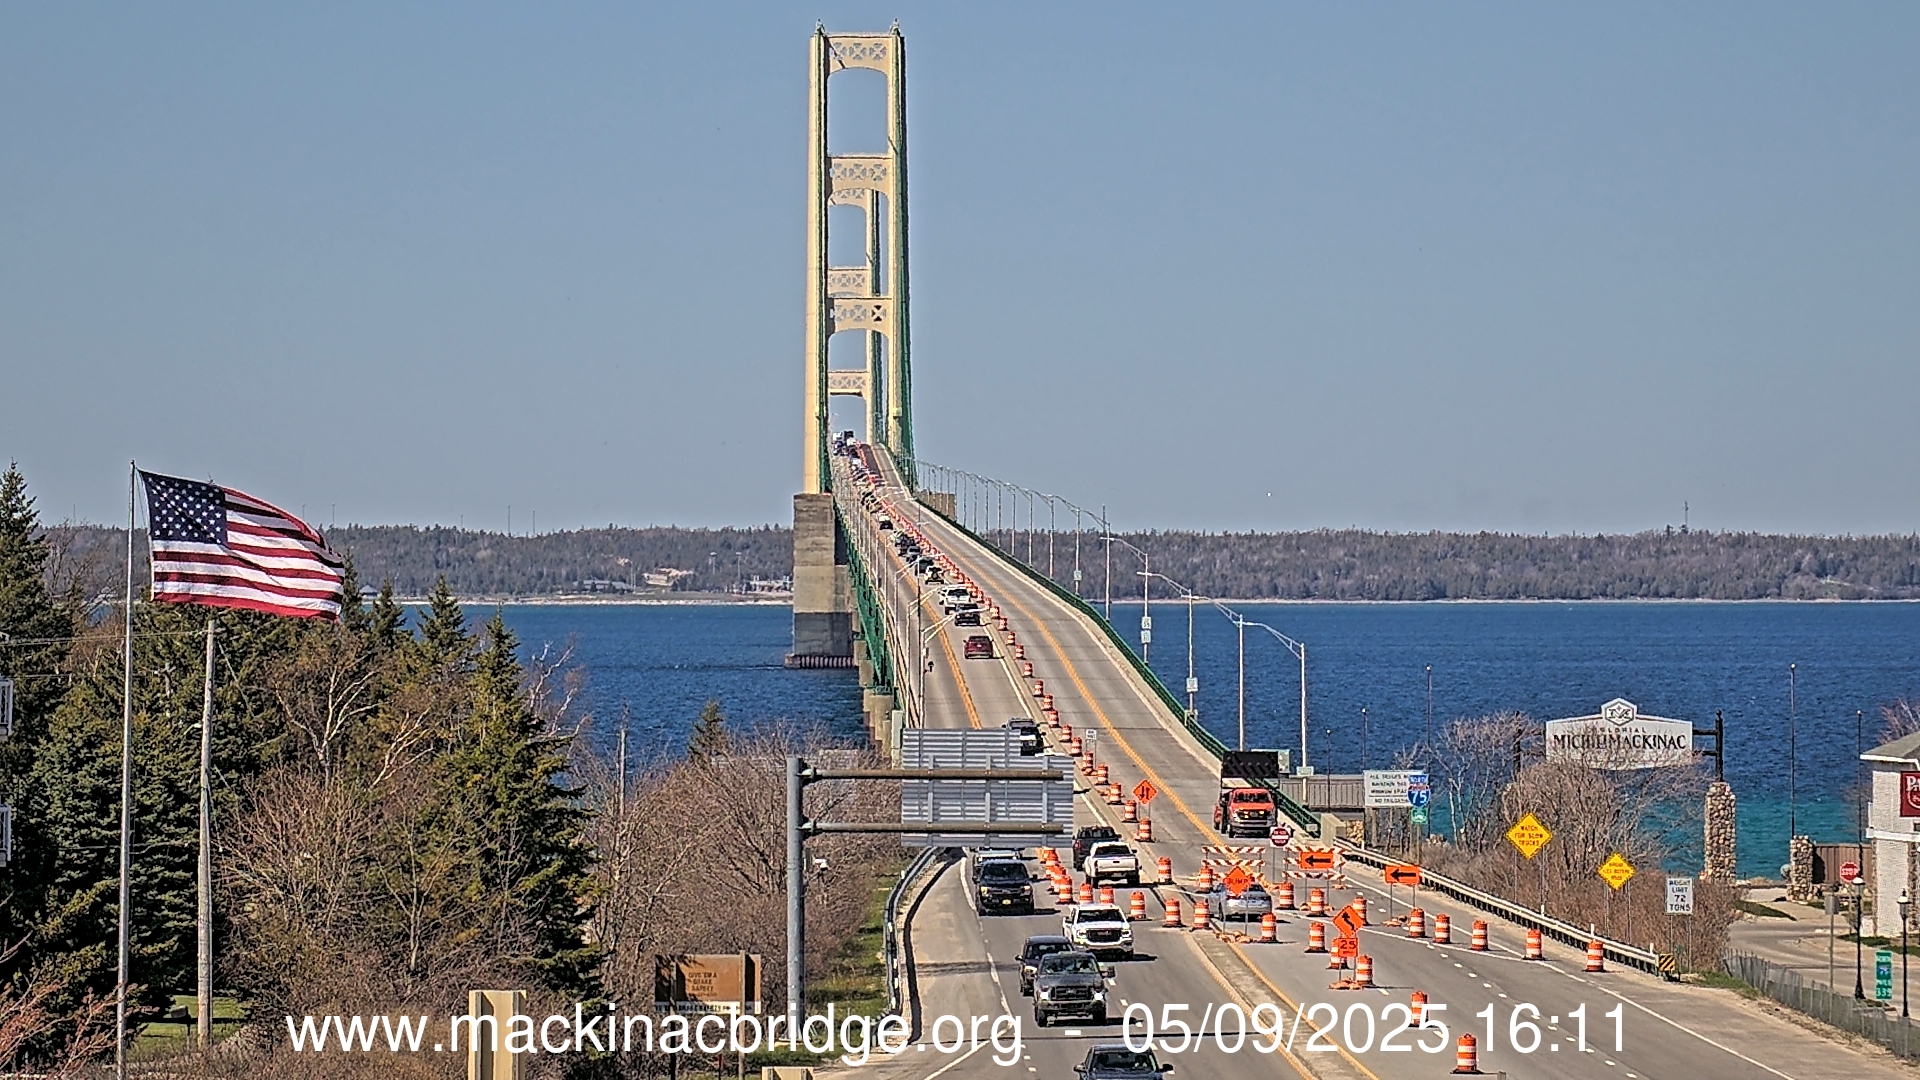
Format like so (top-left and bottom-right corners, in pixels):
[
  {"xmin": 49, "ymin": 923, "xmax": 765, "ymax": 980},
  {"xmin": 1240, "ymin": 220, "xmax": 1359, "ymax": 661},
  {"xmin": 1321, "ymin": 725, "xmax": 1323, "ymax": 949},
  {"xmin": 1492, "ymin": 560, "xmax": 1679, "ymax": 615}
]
[{"xmin": 1214, "ymin": 787, "xmax": 1277, "ymax": 838}]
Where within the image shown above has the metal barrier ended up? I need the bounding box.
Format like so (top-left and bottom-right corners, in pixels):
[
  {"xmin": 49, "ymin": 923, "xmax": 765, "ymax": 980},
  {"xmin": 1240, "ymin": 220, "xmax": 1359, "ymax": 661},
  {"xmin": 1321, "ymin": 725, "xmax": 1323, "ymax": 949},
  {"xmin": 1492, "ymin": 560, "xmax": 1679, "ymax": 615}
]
[
  {"xmin": 883, "ymin": 846, "xmax": 942, "ymax": 1016},
  {"xmin": 1725, "ymin": 951, "xmax": 1920, "ymax": 1059},
  {"xmin": 1340, "ymin": 845, "xmax": 1665, "ymax": 975}
]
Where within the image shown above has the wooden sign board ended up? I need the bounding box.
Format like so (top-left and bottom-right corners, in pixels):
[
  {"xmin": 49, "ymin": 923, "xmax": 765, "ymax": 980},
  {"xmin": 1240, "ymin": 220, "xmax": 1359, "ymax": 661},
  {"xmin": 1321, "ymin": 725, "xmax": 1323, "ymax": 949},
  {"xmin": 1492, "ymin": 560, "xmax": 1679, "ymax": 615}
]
[{"xmin": 654, "ymin": 953, "xmax": 762, "ymax": 1015}]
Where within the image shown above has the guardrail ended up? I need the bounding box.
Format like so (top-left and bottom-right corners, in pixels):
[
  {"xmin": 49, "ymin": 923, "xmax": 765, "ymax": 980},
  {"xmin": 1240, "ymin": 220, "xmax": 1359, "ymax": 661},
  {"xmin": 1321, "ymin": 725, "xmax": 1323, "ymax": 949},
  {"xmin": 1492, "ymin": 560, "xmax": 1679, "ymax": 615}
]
[
  {"xmin": 899, "ymin": 475, "xmax": 1320, "ymax": 837},
  {"xmin": 883, "ymin": 846, "xmax": 942, "ymax": 1016},
  {"xmin": 1339, "ymin": 845, "xmax": 1667, "ymax": 976}
]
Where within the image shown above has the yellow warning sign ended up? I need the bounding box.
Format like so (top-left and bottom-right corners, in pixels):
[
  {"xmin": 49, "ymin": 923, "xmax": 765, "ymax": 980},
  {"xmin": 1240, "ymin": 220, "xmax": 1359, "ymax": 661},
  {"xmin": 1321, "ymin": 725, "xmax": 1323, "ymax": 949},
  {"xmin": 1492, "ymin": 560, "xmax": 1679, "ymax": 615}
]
[
  {"xmin": 1506, "ymin": 813, "xmax": 1553, "ymax": 859},
  {"xmin": 1598, "ymin": 853, "xmax": 1636, "ymax": 890}
]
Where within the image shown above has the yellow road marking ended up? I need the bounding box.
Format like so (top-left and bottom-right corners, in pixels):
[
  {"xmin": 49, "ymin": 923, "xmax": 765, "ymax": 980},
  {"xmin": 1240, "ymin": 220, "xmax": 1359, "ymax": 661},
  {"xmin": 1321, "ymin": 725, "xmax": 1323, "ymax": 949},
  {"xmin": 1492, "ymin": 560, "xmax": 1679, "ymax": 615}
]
[{"xmin": 950, "ymin": 531, "xmax": 1388, "ymax": 1080}]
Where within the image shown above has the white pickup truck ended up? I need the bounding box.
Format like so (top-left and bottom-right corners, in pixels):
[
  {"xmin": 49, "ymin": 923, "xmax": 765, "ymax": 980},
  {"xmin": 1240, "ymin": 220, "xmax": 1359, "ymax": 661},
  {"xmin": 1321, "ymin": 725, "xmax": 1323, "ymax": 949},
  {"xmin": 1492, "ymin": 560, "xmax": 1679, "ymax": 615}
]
[
  {"xmin": 1084, "ymin": 841, "xmax": 1141, "ymax": 886},
  {"xmin": 1061, "ymin": 903, "xmax": 1134, "ymax": 960}
]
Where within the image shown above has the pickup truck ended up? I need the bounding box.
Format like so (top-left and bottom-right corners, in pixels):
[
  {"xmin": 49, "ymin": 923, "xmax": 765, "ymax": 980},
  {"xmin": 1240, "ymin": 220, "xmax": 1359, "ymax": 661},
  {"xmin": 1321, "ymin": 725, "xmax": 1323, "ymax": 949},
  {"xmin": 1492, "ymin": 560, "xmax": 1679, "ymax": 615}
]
[
  {"xmin": 1061, "ymin": 903, "xmax": 1134, "ymax": 960},
  {"xmin": 1213, "ymin": 787, "xmax": 1277, "ymax": 838},
  {"xmin": 1072, "ymin": 825, "xmax": 1122, "ymax": 870},
  {"xmin": 1084, "ymin": 841, "xmax": 1140, "ymax": 885}
]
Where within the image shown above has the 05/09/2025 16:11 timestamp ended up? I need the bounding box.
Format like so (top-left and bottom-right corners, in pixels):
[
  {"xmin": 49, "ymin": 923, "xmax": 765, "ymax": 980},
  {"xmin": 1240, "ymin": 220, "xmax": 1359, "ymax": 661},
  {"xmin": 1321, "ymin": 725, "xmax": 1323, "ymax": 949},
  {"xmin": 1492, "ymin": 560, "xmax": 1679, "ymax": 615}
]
[{"xmin": 1116, "ymin": 1001, "xmax": 1625, "ymax": 1057}]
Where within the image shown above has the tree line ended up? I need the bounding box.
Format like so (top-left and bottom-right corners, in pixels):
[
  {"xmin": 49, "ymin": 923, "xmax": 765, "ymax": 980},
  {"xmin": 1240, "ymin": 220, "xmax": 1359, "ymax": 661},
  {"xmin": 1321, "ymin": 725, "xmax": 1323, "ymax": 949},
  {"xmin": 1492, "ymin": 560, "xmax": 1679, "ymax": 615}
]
[
  {"xmin": 47, "ymin": 520, "xmax": 1920, "ymax": 602},
  {"xmin": 0, "ymin": 467, "xmax": 891, "ymax": 1077}
]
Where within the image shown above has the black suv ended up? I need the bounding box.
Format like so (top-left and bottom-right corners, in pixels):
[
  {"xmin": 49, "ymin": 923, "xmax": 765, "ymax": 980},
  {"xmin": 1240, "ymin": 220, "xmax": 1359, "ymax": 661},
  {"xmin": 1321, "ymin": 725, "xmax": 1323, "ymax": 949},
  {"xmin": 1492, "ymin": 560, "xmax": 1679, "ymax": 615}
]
[
  {"xmin": 1017, "ymin": 935, "xmax": 1075, "ymax": 996},
  {"xmin": 1073, "ymin": 825, "xmax": 1122, "ymax": 870},
  {"xmin": 1007, "ymin": 718, "xmax": 1041, "ymax": 755},
  {"xmin": 973, "ymin": 859, "xmax": 1034, "ymax": 915}
]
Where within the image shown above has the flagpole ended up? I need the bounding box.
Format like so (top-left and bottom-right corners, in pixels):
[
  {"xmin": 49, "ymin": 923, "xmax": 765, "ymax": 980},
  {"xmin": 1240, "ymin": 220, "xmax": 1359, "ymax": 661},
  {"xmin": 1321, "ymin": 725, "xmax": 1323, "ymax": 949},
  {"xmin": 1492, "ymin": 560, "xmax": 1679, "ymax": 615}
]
[
  {"xmin": 117, "ymin": 463, "xmax": 136, "ymax": 1080},
  {"xmin": 197, "ymin": 615, "xmax": 215, "ymax": 1049}
]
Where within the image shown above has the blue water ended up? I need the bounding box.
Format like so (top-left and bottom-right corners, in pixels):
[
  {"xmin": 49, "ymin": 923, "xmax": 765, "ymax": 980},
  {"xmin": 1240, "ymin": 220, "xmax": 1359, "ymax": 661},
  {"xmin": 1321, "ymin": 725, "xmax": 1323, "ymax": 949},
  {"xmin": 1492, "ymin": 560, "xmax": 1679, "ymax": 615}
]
[{"xmin": 472, "ymin": 600, "xmax": 1920, "ymax": 879}]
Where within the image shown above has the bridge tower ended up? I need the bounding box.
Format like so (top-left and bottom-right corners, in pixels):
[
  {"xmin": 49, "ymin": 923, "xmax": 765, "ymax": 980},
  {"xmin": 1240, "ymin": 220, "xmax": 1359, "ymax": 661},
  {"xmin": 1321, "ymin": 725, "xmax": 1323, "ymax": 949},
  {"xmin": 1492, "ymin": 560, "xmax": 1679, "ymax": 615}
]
[{"xmin": 792, "ymin": 25, "xmax": 911, "ymax": 664}]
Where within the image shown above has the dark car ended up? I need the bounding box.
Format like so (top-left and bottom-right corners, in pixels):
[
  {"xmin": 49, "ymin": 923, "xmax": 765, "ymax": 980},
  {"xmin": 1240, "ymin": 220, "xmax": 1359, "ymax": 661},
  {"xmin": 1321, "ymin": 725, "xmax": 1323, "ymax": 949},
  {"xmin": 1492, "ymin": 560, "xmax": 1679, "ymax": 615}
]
[
  {"xmin": 954, "ymin": 608, "xmax": 982, "ymax": 626},
  {"xmin": 1008, "ymin": 718, "xmax": 1041, "ymax": 755},
  {"xmin": 1073, "ymin": 825, "xmax": 1122, "ymax": 869},
  {"xmin": 973, "ymin": 859, "xmax": 1034, "ymax": 915},
  {"xmin": 963, "ymin": 635, "xmax": 994, "ymax": 659},
  {"xmin": 1032, "ymin": 951, "xmax": 1111, "ymax": 1027},
  {"xmin": 1017, "ymin": 935, "xmax": 1075, "ymax": 996},
  {"xmin": 1074, "ymin": 1045, "xmax": 1172, "ymax": 1077}
]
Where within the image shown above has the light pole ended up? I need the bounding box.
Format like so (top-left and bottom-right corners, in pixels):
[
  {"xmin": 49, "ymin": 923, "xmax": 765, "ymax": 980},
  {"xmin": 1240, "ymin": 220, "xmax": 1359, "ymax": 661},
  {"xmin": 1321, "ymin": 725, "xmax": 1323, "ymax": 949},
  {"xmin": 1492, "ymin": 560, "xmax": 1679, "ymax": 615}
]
[
  {"xmin": 1858, "ymin": 707, "xmax": 1867, "ymax": 1000},
  {"xmin": 1788, "ymin": 662, "xmax": 1798, "ymax": 843},
  {"xmin": 1101, "ymin": 507, "xmax": 1111, "ymax": 621},
  {"xmin": 1361, "ymin": 707, "xmax": 1369, "ymax": 770},
  {"xmin": 1901, "ymin": 889, "xmax": 1912, "ymax": 1018},
  {"xmin": 1234, "ymin": 617, "xmax": 1308, "ymax": 772},
  {"xmin": 1141, "ymin": 570, "xmax": 1203, "ymax": 730},
  {"xmin": 1424, "ymin": 665, "xmax": 1434, "ymax": 763},
  {"xmin": 1101, "ymin": 534, "xmax": 1152, "ymax": 663}
]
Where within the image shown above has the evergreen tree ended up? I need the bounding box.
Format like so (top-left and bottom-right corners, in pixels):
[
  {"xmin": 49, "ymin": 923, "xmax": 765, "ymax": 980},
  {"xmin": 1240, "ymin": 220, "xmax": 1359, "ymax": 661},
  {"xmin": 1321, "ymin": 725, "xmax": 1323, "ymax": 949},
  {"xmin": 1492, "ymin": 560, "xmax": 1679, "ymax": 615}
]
[
  {"xmin": 337, "ymin": 554, "xmax": 369, "ymax": 636},
  {"xmin": 0, "ymin": 465, "xmax": 79, "ymax": 995},
  {"xmin": 414, "ymin": 576, "xmax": 471, "ymax": 670},
  {"xmin": 369, "ymin": 580, "xmax": 406, "ymax": 652},
  {"xmin": 437, "ymin": 613, "xmax": 597, "ymax": 993},
  {"xmin": 688, "ymin": 700, "xmax": 730, "ymax": 761}
]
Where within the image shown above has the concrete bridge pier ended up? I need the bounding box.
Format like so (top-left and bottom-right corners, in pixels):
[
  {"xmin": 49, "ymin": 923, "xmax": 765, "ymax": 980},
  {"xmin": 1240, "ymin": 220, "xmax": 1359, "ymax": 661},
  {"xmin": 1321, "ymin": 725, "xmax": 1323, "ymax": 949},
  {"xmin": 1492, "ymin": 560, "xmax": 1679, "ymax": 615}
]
[{"xmin": 789, "ymin": 493, "xmax": 854, "ymax": 665}]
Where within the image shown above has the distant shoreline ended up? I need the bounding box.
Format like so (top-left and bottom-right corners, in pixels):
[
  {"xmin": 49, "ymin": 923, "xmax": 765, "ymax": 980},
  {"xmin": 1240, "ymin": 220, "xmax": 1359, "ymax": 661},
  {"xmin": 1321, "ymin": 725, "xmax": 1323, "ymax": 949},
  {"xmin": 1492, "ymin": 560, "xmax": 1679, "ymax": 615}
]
[{"xmin": 411, "ymin": 593, "xmax": 1920, "ymax": 607}]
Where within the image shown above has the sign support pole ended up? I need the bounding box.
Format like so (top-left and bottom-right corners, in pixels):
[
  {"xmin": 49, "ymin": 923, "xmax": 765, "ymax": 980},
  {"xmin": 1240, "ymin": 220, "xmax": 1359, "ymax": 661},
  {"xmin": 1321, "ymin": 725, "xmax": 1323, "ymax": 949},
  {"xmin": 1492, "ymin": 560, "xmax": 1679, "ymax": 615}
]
[
  {"xmin": 196, "ymin": 617, "xmax": 215, "ymax": 1048},
  {"xmin": 786, "ymin": 755, "xmax": 804, "ymax": 1022}
]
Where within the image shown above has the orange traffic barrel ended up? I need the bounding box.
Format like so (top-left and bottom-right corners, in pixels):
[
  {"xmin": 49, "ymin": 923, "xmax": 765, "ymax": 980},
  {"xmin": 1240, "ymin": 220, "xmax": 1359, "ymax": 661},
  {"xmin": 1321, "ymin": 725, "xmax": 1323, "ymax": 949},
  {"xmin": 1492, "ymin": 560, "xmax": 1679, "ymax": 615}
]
[
  {"xmin": 1192, "ymin": 899, "xmax": 1212, "ymax": 932},
  {"xmin": 1129, "ymin": 891, "xmax": 1148, "ymax": 921},
  {"xmin": 1586, "ymin": 939, "xmax": 1606, "ymax": 972},
  {"xmin": 1452, "ymin": 1033, "xmax": 1480, "ymax": 1074},
  {"xmin": 1006, "ymin": 629, "xmax": 1017, "ymax": 646},
  {"xmin": 1060, "ymin": 722, "xmax": 1074, "ymax": 740},
  {"xmin": 1015, "ymin": 644, "xmax": 1028, "ymax": 661},
  {"xmin": 1470, "ymin": 919, "xmax": 1489, "ymax": 951},
  {"xmin": 1039, "ymin": 847, "xmax": 1058, "ymax": 866},
  {"xmin": 1410, "ymin": 990, "xmax": 1428, "ymax": 1025},
  {"xmin": 1122, "ymin": 799, "xmax": 1138, "ymax": 823},
  {"xmin": 1098, "ymin": 885, "xmax": 1115, "ymax": 906},
  {"xmin": 1353, "ymin": 895, "xmax": 1368, "ymax": 925},
  {"xmin": 1407, "ymin": 908, "xmax": 1426, "ymax": 938},
  {"xmin": 1276, "ymin": 881, "xmax": 1295, "ymax": 909},
  {"xmin": 1055, "ymin": 880, "xmax": 1074, "ymax": 904},
  {"xmin": 1434, "ymin": 913, "xmax": 1452, "ymax": 944},
  {"xmin": 1354, "ymin": 955, "xmax": 1374, "ymax": 987},
  {"xmin": 1525, "ymin": 927, "xmax": 1544, "ymax": 960},
  {"xmin": 1042, "ymin": 693, "xmax": 1054, "ymax": 710},
  {"xmin": 1260, "ymin": 913, "xmax": 1278, "ymax": 943},
  {"xmin": 1197, "ymin": 865, "xmax": 1216, "ymax": 892},
  {"xmin": 1094, "ymin": 763, "xmax": 1110, "ymax": 785},
  {"xmin": 1305, "ymin": 920, "xmax": 1327, "ymax": 953},
  {"xmin": 1105, "ymin": 783, "xmax": 1123, "ymax": 805},
  {"xmin": 1135, "ymin": 818, "xmax": 1154, "ymax": 843},
  {"xmin": 1155, "ymin": 856, "xmax": 1174, "ymax": 884},
  {"xmin": 1163, "ymin": 896, "xmax": 1182, "ymax": 927},
  {"xmin": 1077, "ymin": 881, "xmax": 1094, "ymax": 904},
  {"xmin": 1033, "ymin": 678, "xmax": 1045, "ymax": 697},
  {"xmin": 1305, "ymin": 887, "xmax": 1327, "ymax": 916}
]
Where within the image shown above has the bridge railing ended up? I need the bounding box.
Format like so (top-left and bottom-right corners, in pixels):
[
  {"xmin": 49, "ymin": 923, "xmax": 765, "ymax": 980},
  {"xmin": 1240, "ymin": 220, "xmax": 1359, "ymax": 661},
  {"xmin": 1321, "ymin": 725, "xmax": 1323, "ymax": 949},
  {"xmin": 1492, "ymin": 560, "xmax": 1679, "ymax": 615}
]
[
  {"xmin": 1338, "ymin": 844, "xmax": 1668, "ymax": 976},
  {"xmin": 898, "ymin": 468, "xmax": 1321, "ymax": 837}
]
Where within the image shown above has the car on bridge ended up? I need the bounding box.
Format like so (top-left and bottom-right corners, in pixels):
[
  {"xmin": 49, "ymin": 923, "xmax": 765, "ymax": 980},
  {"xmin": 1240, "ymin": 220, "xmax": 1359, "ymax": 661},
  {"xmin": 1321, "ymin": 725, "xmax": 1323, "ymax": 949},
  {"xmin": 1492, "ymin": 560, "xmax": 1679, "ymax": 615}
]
[
  {"xmin": 1073, "ymin": 1045, "xmax": 1172, "ymax": 1078},
  {"xmin": 972, "ymin": 858, "xmax": 1034, "ymax": 915},
  {"xmin": 1213, "ymin": 787, "xmax": 1277, "ymax": 838},
  {"xmin": 953, "ymin": 607, "xmax": 982, "ymax": 626},
  {"xmin": 1199, "ymin": 879, "xmax": 1273, "ymax": 921},
  {"xmin": 1061, "ymin": 902, "xmax": 1133, "ymax": 960},
  {"xmin": 1016, "ymin": 934, "xmax": 1075, "ymax": 996},
  {"xmin": 963, "ymin": 635, "xmax": 994, "ymax": 659},
  {"xmin": 1084, "ymin": 841, "xmax": 1141, "ymax": 886},
  {"xmin": 1031, "ymin": 950, "xmax": 1112, "ymax": 1027},
  {"xmin": 1007, "ymin": 718, "xmax": 1041, "ymax": 755},
  {"xmin": 1072, "ymin": 825, "xmax": 1122, "ymax": 869}
]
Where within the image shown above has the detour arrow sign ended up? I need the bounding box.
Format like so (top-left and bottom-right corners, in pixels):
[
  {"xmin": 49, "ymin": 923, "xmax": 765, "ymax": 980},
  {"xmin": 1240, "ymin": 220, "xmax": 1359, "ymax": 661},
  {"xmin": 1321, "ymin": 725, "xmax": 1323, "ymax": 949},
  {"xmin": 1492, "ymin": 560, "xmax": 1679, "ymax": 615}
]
[
  {"xmin": 1297, "ymin": 849, "xmax": 1337, "ymax": 872},
  {"xmin": 1383, "ymin": 864, "xmax": 1421, "ymax": 887}
]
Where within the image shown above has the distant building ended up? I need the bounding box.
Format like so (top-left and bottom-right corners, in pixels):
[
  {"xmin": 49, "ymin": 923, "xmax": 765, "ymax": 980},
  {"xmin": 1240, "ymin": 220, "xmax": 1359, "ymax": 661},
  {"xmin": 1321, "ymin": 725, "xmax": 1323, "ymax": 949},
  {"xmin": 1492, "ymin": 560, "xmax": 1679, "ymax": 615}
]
[
  {"xmin": 740, "ymin": 576, "xmax": 793, "ymax": 597},
  {"xmin": 575, "ymin": 579, "xmax": 637, "ymax": 593},
  {"xmin": 642, "ymin": 568, "xmax": 694, "ymax": 589}
]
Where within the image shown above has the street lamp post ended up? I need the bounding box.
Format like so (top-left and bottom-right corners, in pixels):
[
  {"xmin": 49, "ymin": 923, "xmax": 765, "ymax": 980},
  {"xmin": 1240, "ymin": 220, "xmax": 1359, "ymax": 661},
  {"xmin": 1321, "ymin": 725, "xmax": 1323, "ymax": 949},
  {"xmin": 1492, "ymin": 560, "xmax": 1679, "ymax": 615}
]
[
  {"xmin": 1901, "ymin": 889, "xmax": 1912, "ymax": 1018},
  {"xmin": 1101, "ymin": 534, "xmax": 1152, "ymax": 663},
  {"xmin": 1859, "ymin": 707, "xmax": 1867, "ymax": 1000}
]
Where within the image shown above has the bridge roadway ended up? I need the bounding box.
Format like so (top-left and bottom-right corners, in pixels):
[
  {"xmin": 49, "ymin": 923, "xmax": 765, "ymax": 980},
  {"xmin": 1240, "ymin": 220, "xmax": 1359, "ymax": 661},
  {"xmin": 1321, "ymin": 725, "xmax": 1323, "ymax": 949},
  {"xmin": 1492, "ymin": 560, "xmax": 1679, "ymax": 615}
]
[{"xmin": 845, "ymin": 448, "xmax": 1906, "ymax": 1080}]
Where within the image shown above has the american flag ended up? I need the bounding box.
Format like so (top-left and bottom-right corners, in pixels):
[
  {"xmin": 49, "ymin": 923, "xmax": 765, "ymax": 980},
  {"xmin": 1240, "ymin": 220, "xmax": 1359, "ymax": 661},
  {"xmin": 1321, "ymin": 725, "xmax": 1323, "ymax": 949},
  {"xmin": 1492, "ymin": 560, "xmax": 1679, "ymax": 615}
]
[{"xmin": 140, "ymin": 471, "xmax": 345, "ymax": 620}]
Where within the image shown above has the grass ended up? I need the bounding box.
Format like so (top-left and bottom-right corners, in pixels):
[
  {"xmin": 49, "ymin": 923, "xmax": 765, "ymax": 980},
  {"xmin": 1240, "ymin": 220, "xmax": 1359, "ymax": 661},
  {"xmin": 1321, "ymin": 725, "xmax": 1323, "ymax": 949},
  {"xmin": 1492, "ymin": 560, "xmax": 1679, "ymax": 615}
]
[
  {"xmin": 1685, "ymin": 969, "xmax": 1762, "ymax": 998},
  {"xmin": 130, "ymin": 994, "xmax": 248, "ymax": 1060}
]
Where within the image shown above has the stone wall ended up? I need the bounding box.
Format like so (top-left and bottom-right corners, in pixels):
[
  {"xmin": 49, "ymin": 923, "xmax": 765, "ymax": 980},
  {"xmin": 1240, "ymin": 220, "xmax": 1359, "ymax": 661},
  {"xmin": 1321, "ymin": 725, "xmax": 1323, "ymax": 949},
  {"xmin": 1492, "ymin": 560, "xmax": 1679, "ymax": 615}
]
[{"xmin": 1703, "ymin": 781, "xmax": 1737, "ymax": 883}]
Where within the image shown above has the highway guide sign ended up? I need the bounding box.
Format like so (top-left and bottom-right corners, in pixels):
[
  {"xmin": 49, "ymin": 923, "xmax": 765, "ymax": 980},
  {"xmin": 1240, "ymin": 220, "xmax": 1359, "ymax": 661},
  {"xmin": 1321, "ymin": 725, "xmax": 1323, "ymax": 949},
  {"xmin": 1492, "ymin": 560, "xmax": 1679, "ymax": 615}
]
[
  {"xmin": 1506, "ymin": 813, "xmax": 1552, "ymax": 859},
  {"xmin": 1409, "ymin": 806, "xmax": 1429, "ymax": 826},
  {"xmin": 1665, "ymin": 876, "xmax": 1695, "ymax": 915},
  {"xmin": 1364, "ymin": 770, "xmax": 1427, "ymax": 808}
]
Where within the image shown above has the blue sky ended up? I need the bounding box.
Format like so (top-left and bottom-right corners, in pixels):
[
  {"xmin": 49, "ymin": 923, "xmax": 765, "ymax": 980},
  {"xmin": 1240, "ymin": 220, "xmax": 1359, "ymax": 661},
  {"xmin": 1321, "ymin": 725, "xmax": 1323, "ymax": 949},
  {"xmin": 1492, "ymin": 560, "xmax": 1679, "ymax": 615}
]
[{"xmin": 3, "ymin": 3, "xmax": 1915, "ymax": 534}]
